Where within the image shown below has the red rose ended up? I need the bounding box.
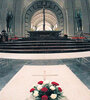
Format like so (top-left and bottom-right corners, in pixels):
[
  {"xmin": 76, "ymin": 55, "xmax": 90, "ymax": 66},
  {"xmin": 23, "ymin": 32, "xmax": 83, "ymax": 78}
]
[
  {"xmin": 41, "ymin": 87, "xmax": 48, "ymax": 92},
  {"xmin": 38, "ymin": 81, "xmax": 43, "ymax": 85},
  {"xmin": 30, "ymin": 88, "xmax": 35, "ymax": 92},
  {"xmin": 42, "ymin": 95, "xmax": 48, "ymax": 100},
  {"xmin": 58, "ymin": 87, "xmax": 62, "ymax": 92},
  {"xmin": 51, "ymin": 82, "xmax": 59, "ymax": 86}
]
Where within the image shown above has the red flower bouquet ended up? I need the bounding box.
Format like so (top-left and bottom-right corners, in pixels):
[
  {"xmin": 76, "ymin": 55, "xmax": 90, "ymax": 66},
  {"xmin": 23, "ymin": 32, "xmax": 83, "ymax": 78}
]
[
  {"xmin": 41, "ymin": 87, "xmax": 48, "ymax": 92},
  {"xmin": 51, "ymin": 82, "xmax": 59, "ymax": 86},
  {"xmin": 30, "ymin": 80, "xmax": 64, "ymax": 100},
  {"xmin": 30, "ymin": 88, "xmax": 35, "ymax": 92},
  {"xmin": 42, "ymin": 95, "xmax": 48, "ymax": 100},
  {"xmin": 38, "ymin": 81, "xmax": 43, "ymax": 85},
  {"xmin": 58, "ymin": 87, "xmax": 62, "ymax": 92}
]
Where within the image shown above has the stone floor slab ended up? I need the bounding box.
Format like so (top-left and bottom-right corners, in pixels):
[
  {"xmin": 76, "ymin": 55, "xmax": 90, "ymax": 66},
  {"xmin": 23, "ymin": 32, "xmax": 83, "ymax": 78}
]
[{"xmin": 0, "ymin": 65, "xmax": 90, "ymax": 100}]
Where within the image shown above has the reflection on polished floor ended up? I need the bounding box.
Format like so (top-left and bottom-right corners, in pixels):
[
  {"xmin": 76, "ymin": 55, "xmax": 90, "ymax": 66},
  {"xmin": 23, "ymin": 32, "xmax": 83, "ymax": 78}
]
[{"xmin": 0, "ymin": 57, "xmax": 90, "ymax": 91}]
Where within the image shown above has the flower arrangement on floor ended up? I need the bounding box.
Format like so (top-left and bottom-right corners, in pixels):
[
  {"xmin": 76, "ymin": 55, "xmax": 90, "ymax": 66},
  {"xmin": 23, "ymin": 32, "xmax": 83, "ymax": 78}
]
[{"xmin": 30, "ymin": 80, "xmax": 64, "ymax": 100}]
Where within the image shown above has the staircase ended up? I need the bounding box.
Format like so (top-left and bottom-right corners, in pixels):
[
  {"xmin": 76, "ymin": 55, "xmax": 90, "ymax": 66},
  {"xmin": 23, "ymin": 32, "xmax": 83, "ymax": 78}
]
[{"xmin": 0, "ymin": 39, "xmax": 90, "ymax": 53}]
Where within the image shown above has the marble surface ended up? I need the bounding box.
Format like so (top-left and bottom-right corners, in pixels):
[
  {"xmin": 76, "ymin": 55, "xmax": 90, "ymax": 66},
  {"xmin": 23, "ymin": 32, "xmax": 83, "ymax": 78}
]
[
  {"xmin": 0, "ymin": 51, "xmax": 90, "ymax": 60},
  {"xmin": 25, "ymin": 96, "xmax": 68, "ymax": 100},
  {"xmin": 0, "ymin": 57, "xmax": 90, "ymax": 91},
  {"xmin": 0, "ymin": 65, "xmax": 90, "ymax": 100}
]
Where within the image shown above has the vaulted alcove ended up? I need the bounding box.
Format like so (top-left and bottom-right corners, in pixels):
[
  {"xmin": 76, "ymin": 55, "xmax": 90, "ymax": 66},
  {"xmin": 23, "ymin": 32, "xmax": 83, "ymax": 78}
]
[{"xmin": 23, "ymin": 0, "xmax": 65, "ymax": 37}]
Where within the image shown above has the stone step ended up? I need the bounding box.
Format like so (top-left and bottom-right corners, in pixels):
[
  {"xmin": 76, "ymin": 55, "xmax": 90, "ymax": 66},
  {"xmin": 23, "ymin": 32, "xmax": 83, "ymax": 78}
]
[
  {"xmin": 2, "ymin": 41, "xmax": 90, "ymax": 44},
  {"xmin": 1, "ymin": 40, "xmax": 89, "ymax": 44},
  {"xmin": 0, "ymin": 48, "xmax": 89, "ymax": 53},
  {"xmin": 0, "ymin": 45, "xmax": 90, "ymax": 49},
  {"xmin": 0, "ymin": 39, "xmax": 90, "ymax": 53},
  {"xmin": 0, "ymin": 42, "xmax": 90, "ymax": 46}
]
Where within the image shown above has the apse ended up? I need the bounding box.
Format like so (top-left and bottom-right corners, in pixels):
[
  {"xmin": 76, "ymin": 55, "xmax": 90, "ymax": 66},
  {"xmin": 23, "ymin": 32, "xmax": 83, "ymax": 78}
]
[
  {"xmin": 23, "ymin": 0, "xmax": 64, "ymax": 36},
  {"xmin": 31, "ymin": 9, "xmax": 58, "ymax": 31}
]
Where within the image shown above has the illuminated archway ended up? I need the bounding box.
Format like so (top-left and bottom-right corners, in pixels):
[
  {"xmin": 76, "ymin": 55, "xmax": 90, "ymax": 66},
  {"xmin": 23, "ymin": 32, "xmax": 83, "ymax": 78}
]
[
  {"xmin": 31, "ymin": 9, "xmax": 58, "ymax": 31},
  {"xmin": 23, "ymin": 0, "xmax": 64, "ymax": 36}
]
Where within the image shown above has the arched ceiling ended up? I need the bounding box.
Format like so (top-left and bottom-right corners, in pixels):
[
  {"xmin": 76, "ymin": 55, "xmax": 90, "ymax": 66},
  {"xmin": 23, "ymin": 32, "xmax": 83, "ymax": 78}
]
[
  {"xmin": 36, "ymin": 21, "xmax": 52, "ymax": 31},
  {"xmin": 31, "ymin": 9, "xmax": 58, "ymax": 30},
  {"xmin": 24, "ymin": 0, "xmax": 64, "ymax": 33},
  {"xmin": 24, "ymin": 0, "xmax": 65, "ymax": 9}
]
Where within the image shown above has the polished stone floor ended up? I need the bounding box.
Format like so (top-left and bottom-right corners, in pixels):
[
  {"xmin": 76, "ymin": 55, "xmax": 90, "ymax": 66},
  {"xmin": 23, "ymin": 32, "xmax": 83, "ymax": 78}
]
[{"xmin": 0, "ymin": 57, "xmax": 90, "ymax": 91}]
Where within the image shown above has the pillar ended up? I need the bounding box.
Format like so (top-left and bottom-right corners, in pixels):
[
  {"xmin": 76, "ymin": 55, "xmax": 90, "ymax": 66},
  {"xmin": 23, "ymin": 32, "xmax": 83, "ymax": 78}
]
[
  {"xmin": 81, "ymin": 0, "xmax": 89, "ymax": 33},
  {"xmin": 14, "ymin": 0, "xmax": 23, "ymax": 37},
  {"xmin": 86, "ymin": 0, "xmax": 90, "ymax": 32},
  {"xmin": 65, "ymin": 0, "xmax": 75, "ymax": 36},
  {"xmin": 0, "ymin": 0, "xmax": 7, "ymax": 31}
]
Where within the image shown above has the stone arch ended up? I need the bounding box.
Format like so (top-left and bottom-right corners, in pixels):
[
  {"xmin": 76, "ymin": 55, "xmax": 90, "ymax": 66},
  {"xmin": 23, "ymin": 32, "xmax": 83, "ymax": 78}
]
[
  {"xmin": 22, "ymin": 0, "xmax": 65, "ymax": 36},
  {"xmin": 30, "ymin": 9, "xmax": 58, "ymax": 31}
]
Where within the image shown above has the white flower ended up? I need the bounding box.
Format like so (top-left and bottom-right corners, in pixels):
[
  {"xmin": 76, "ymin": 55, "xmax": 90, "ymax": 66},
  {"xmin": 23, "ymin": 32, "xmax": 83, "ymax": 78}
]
[
  {"xmin": 50, "ymin": 94, "xmax": 57, "ymax": 99},
  {"xmin": 37, "ymin": 85, "xmax": 42, "ymax": 90},
  {"xmin": 33, "ymin": 91, "xmax": 39, "ymax": 97},
  {"xmin": 50, "ymin": 86, "xmax": 55, "ymax": 90},
  {"xmin": 43, "ymin": 80, "xmax": 49, "ymax": 85}
]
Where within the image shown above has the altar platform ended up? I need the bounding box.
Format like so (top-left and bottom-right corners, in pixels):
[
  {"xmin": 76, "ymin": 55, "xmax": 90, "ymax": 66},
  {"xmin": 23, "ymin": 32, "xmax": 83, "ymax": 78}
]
[
  {"xmin": 0, "ymin": 65, "xmax": 90, "ymax": 100},
  {"xmin": 27, "ymin": 31, "xmax": 61, "ymax": 40}
]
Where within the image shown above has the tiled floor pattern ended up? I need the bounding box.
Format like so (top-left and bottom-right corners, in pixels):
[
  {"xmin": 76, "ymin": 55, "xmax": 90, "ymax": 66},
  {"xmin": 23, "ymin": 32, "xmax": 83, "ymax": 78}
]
[{"xmin": 0, "ymin": 57, "xmax": 90, "ymax": 91}]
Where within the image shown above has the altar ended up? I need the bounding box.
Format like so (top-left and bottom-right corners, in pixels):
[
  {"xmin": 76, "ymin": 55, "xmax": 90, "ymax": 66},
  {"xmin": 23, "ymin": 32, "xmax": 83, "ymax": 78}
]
[
  {"xmin": 27, "ymin": 31, "xmax": 61, "ymax": 40},
  {"xmin": 0, "ymin": 65, "xmax": 90, "ymax": 100}
]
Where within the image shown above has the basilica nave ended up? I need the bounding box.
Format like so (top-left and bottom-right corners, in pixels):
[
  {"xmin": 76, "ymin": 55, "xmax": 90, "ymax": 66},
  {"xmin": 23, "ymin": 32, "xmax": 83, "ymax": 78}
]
[{"xmin": 0, "ymin": 0, "xmax": 90, "ymax": 100}]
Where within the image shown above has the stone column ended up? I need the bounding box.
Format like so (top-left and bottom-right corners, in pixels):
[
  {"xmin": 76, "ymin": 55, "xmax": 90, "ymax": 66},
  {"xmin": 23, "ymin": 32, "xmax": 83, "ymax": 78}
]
[
  {"xmin": 86, "ymin": 0, "xmax": 90, "ymax": 32},
  {"xmin": 0, "ymin": 0, "xmax": 7, "ymax": 31},
  {"xmin": 14, "ymin": 0, "xmax": 23, "ymax": 37},
  {"xmin": 80, "ymin": 0, "xmax": 89, "ymax": 33},
  {"xmin": 0, "ymin": 0, "xmax": 3, "ymax": 32},
  {"xmin": 65, "ymin": 0, "xmax": 75, "ymax": 36}
]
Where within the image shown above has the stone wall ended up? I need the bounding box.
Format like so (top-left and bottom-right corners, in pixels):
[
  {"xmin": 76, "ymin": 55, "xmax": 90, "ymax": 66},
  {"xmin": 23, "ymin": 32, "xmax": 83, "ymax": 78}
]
[{"xmin": 0, "ymin": 0, "xmax": 89, "ymax": 37}]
